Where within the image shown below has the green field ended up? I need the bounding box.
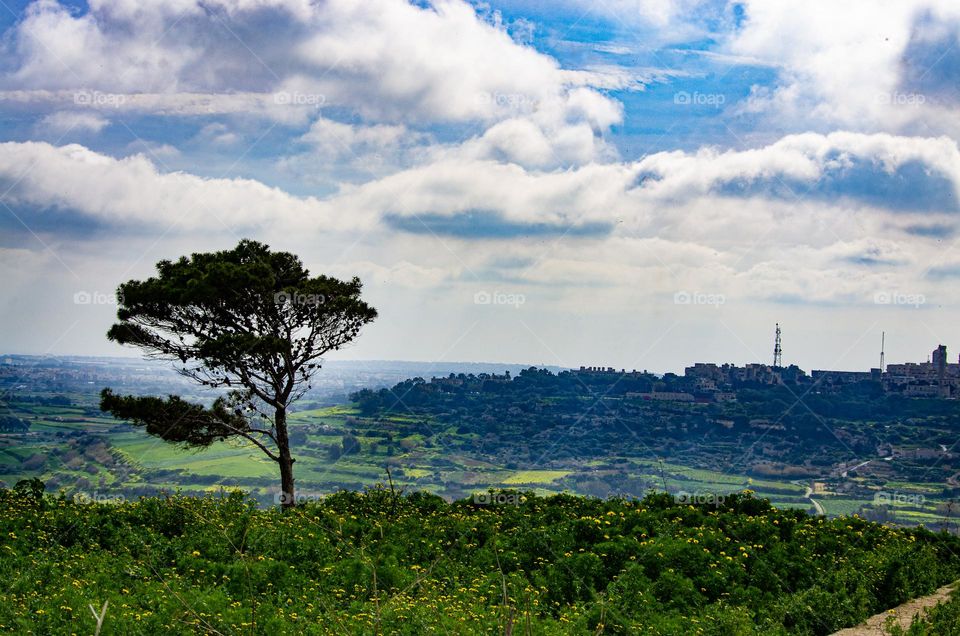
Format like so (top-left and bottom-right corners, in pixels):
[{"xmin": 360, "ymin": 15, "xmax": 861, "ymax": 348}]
[
  {"xmin": 502, "ymin": 469, "xmax": 571, "ymax": 484},
  {"xmin": 2, "ymin": 399, "xmax": 958, "ymax": 529}
]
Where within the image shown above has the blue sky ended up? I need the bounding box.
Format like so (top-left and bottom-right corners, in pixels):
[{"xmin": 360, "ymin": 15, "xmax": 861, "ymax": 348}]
[{"xmin": 1, "ymin": 0, "xmax": 959, "ymax": 373}]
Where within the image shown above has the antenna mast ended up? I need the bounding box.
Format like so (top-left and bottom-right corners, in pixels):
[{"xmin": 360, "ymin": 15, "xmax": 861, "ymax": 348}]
[
  {"xmin": 880, "ymin": 331, "xmax": 885, "ymax": 371},
  {"xmin": 773, "ymin": 323, "xmax": 782, "ymax": 368}
]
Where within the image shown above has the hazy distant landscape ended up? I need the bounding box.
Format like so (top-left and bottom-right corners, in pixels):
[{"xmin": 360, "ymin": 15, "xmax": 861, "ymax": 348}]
[{"xmin": 5, "ymin": 354, "xmax": 958, "ymax": 531}]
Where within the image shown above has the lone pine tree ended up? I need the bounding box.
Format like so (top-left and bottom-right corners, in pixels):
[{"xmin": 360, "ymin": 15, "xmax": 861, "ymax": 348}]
[{"xmin": 100, "ymin": 239, "xmax": 377, "ymax": 507}]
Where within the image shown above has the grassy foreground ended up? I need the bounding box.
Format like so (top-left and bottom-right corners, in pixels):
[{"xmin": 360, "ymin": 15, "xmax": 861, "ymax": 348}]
[{"xmin": 2, "ymin": 486, "xmax": 960, "ymax": 635}]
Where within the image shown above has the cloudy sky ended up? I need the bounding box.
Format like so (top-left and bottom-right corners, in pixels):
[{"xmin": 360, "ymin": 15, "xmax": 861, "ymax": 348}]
[{"xmin": 1, "ymin": 0, "xmax": 959, "ymax": 373}]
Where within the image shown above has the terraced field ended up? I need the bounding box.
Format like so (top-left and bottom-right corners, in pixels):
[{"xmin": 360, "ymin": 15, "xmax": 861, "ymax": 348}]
[{"xmin": 1, "ymin": 397, "xmax": 957, "ymax": 527}]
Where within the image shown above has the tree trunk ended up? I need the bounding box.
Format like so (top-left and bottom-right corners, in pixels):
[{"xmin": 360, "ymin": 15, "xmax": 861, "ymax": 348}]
[{"xmin": 275, "ymin": 406, "xmax": 296, "ymax": 508}]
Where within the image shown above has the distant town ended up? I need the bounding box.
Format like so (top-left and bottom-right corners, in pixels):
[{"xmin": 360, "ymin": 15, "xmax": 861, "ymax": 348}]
[
  {"xmin": 575, "ymin": 342, "xmax": 960, "ymax": 402},
  {"xmin": 3, "ymin": 339, "xmax": 958, "ymax": 410}
]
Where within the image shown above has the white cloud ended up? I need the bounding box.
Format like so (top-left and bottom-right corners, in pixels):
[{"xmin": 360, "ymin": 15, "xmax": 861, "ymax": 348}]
[
  {"xmin": 553, "ymin": 0, "xmax": 726, "ymax": 43},
  {"xmin": 123, "ymin": 141, "xmax": 181, "ymax": 160},
  {"xmin": 632, "ymin": 131, "xmax": 960, "ymax": 208},
  {"xmin": 37, "ymin": 110, "xmax": 109, "ymax": 134},
  {"xmin": 329, "ymin": 158, "xmax": 637, "ymax": 229},
  {"xmin": 330, "ymin": 260, "xmax": 453, "ymax": 288},
  {"xmin": 727, "ymin": 1, "xmax": 960, "ymax": 133},
  {"xmin": 195, "ymin": 123, "xmax": 242, "ymax": 146},
  {"xmin": 3, "ymin": 131, "xmax": 959, "ymax": 316},
  {"xmin": 0, "ymin": 141, "xmax": 373, "ymax": 233},
  {"xmin": 0, "ymin": 90, "xmax": 321, "ymax": 125},
  {"xmin": 0, "ymin": 0, "xmax": 631, "ymax": 175},
  {"xmin": 1, "ymin": 0, "xmax": 623, "ymax": 136},
  {"xmin": 272, "ymin": 117, "xmax": 431, "ymax": 186},
  {"xmin": 288, "ymin": 0, "xmax": 568, "ymax": 124},
  {"xmin": 299, "ymin": 117, "xmax": 411, "ymax": 160},
  {"xmin": 7, "ymin": 130, "xmax": 959, "ymax": 239}
]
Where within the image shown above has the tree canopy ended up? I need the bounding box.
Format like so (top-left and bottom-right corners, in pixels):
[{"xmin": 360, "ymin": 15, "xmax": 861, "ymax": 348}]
[{"xmin": 100, "ymin": 239, "xmax": 377, "ymax": 506}]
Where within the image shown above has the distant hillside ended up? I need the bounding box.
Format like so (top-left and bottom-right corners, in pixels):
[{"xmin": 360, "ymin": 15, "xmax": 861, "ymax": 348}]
[
  {"xmin": 3, "ymin": 362, "xmax": 959, "ymax": 526},
  {"xmin": 350, "ymin": 368, "xmax": 960, "ymax": 525}
]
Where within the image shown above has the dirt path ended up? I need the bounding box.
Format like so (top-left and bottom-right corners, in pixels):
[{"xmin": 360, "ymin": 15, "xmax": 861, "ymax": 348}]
[
  {"xmin": 802, "ymin": 486, "xmax": 825, "ymax": 515},
  {"xmin": 810, "ymin": 498, "xmax": 825, "ymax": 516},
  {"xmin": 830, "ymin": 582, "xmax": 957, "ymax": 635}
]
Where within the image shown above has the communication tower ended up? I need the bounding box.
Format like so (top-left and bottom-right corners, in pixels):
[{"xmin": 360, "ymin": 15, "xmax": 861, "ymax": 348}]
[
  {"xmin": 773, "ymin": 323, "xmax": 782, "ymax": 368},
  {"xmin": 880, "ymin": 332, "xmax": 885, "ymax": 371}
]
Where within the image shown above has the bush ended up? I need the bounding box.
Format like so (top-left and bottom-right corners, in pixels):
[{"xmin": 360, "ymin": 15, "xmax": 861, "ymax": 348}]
[{"xmin": 0, "ymin": 487, "xmax": 958, "ymax": 635}]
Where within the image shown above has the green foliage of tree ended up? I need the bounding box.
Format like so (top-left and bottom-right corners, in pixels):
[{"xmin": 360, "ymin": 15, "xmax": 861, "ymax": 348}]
[
  {"xmin": 99, "ymin": 390, "xmax": 249, "ymax": 447},
  {"xmin": 341, "ymin": 433, "xmax": 361, "ymax": 455},
  {"xmin": 99, "ymin": 240, "xmax": 376, "ymax": 507},
  {"xmin": 0, "ymin": 414, "xmax": 30, "ymax": 432},
  {"xmin": 12, "ymin": 477, "xmax": 44, "ymax": 503}
]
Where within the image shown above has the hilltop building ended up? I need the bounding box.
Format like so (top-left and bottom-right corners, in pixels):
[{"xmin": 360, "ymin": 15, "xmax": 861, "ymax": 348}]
[
  {"xmin": 684, "ymin": 362, "xmax": 800, "ymax": 388},
  {"xmin": 884, "ymin": 345, "xmax": 959, "ymax": 398},
  {"xmin": 676, "ymin": 362, "xmax": 810, "ymax": 402},
  {"xmin": 574, "ymin": 366, "xmax": 653, "ymax": 379},
  {"xmin": 810, "ymin": 369, "xmax": 881, "ymax": 386},
  {"xmin": 573, "ymin": 344, "xmax": 957, "ymax": 402},
  {"xmin": 685, "ymin": 345, "xmax": 959, "ymax": 399}
]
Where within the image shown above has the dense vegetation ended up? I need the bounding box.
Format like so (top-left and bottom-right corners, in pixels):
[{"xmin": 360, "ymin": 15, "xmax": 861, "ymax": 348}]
[
  {"xmin": 2, "ymin": 483, "xmax": 959, "ymax": 635},
  {"xmin": 353, "ymin": 369, "xmax": 960, "ymax": 494},
  {"xmin": 4, "ymin": 374, "xmax": 958, "ymax": 526},
  {"xmin": 353, "ymin": 369, "xmax": 960, "ymax": 467}
]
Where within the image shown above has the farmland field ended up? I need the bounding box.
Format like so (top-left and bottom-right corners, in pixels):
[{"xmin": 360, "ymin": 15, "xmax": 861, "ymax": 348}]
[{"xmin": 1, "ymin": 387, "xmax": 957, "ymax": 531}]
